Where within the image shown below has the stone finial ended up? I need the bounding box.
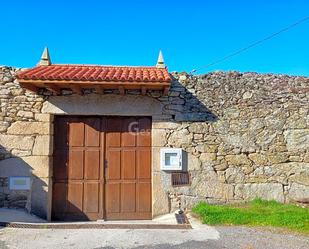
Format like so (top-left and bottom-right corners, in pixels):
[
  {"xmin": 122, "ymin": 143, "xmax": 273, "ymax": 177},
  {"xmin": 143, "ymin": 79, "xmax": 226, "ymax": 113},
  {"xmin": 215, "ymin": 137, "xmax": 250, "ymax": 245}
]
[
  {"xmin": 156, "ymin": 50, "xmax": 166, "ymax": 68},
  {"xmin": 38, "ymin": 47, "xmax": 51, "ymax": 66}
]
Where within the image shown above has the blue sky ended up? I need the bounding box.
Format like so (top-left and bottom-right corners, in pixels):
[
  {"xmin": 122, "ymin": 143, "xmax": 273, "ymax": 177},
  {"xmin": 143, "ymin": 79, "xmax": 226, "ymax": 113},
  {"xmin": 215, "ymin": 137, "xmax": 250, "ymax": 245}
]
[{"xmin": 0, "ymin": 0, "xmax": 308, "ymax": 76}]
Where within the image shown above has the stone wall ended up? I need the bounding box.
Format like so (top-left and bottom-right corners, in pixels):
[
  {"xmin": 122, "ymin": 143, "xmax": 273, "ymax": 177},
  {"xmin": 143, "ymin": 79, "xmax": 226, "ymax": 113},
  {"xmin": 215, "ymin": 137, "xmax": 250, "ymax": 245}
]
[
  {"xmin": 0, "ymin": 66, "xmax": 308, "ymax": 219},
  {"xmin": 0, "ymin": 67, "xmax": 51, "ymax": 217},
  {"xmin": 163, "ymin": 72, "xmax": 309, "ymax": 211}
]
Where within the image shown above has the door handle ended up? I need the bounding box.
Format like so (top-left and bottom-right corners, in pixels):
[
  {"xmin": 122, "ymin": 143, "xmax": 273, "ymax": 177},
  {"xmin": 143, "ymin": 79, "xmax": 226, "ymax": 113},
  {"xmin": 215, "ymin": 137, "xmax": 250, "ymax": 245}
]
[{"xmin": 104, "ymin": 159, "xmax": 108, "ymax": 168}]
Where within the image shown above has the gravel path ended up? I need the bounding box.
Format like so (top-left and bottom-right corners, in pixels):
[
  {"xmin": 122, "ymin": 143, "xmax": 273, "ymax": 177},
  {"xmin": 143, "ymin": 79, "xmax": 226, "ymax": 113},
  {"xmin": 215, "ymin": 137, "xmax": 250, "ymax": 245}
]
[
  {"xmin": 0, "ymin": 225, "xmax": 308, "ymax": 249},
  {"xmin": 209, "ymin": 226, "xmax": 309, "ymax": 249}
]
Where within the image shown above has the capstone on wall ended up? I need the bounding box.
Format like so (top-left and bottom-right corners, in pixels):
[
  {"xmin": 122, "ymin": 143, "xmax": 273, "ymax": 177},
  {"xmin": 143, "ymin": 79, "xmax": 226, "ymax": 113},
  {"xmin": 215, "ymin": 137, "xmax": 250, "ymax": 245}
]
[{"xmin": 0, "ymin": 66, "xmax": 308, "ymax": 219}]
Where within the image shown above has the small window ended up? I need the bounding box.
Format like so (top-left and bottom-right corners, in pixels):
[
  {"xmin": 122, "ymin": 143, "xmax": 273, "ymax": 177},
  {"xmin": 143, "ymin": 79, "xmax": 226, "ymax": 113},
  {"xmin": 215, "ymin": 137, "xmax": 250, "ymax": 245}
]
[
  {"xmin": 165, "ymin": 153, "xmax": 178, "ymax": 167},
  {"xmin": 171, "ymin": 172, "xmax": 191, "ymax": 187}
]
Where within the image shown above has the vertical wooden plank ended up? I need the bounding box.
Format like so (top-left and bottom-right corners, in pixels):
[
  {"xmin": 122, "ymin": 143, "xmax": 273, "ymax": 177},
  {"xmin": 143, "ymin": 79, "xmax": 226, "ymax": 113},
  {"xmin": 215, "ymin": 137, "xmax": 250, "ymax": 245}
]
[
  {"xmin": 137, "ymin": 117, "xmax": 151, "ymax": 147},
  {"xmin": 137, "ymin": 149, "xmax": 151, "ymax": 179},
  {"xmin": 68, "ymin": 150, "xmax": 84, "ymax": 180},
  {"xmin": 141, "ymin": 87, "xmax": 147, "ymax": 96},
  {"xmin": 69, "ymin": 121, "xmax": 85, "ymax": 146},
  {"xmin": 85, "ymin": 118, "xmax": 100, "ymax": 147},
  {"xmin": 54, "ymin": 117, "xmax": 68, "ymax": 148},
  {"xmin": 84, "ymin": 183, "xmax": 100, "ymax": 213},
  {"xmin": 106, "ymin": 118, "xmax": 121, "ymax": 147},
  {"xmin": 52, "ymin": 183, "xmax": 67, "ymax": 214},
  {"xmin": 137, "ymin": 182, "xmax": 151, "ymax": 212},
  {"xmin": 122, "ymin": 149, "xmax": 136, "ymax": 179},
  {"xmin": 84, "ymin": 149, "xmax": 100, "ymax": 180},
  {"xmin": 107, "ymin": 150, "xmax": 121, "ymax": 180},
  {"xmin": 119, "ymin": 86, "xmax": 125, "ymax": 95},
  {"xmin": 106, "ymin": 183, "xmax": 120, "ymax": 213},
  {"xmin": 121, "ymin": 117, "xmax": 136, "ymax": 147},
  {"xmin": 121, "ymin": 183, "xmax": 136, "ymax": 212},
  {"xmin": 53, "ymin": 149, "xmax": 68, "ymax": 180},
  {"xmin": 67, "ymin": 182, "xmax": 83, "ymax": 213}
]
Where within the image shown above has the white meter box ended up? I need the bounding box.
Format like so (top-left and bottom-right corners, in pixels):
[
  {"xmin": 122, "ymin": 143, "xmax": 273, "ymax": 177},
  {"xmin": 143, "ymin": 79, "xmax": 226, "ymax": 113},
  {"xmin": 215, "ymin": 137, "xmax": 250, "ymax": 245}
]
[
  {"xmin": 160, "ymin": 148, "xmax": 183, "ymax": 171},
  {"xmin": 9, "ymin": 177, "xmax": 31, "ymax": 190}
]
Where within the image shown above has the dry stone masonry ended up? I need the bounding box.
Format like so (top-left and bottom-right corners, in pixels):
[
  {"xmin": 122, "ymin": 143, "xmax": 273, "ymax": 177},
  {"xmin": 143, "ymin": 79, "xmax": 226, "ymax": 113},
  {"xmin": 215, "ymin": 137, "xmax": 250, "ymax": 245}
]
[
  {"xmin": 0, "ymin": 67, "xmax": 50, "ymax": 215},
  {"xmin": 164, "ymin": 71, "xmax": 309, "ymax": 210},
  {"xmin": 0, "ymin": 66, "xmax": 308, "ymax": 218}
]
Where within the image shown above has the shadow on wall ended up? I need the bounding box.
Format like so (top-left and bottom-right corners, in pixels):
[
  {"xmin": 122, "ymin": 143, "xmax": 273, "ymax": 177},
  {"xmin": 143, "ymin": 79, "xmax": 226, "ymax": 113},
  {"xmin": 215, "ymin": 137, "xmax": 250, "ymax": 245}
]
[
  {"xmin": 0, "ymin": 145, "xmax": 48, "ymax": 219},
  {"xmin": 166, "ymin": 76, "xmax": 218, "ymax": 123},
  {"xmin": 40, "ymin": 76, "xmax": 218, "ymax": 123}
]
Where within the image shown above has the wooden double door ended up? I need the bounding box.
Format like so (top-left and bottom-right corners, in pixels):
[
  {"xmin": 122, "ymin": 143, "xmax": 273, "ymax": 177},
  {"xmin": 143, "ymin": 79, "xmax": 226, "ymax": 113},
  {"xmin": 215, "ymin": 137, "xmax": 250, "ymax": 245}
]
[{"xmin": 52, "ymin": 116, "xmax": 152, "ymax": 221}]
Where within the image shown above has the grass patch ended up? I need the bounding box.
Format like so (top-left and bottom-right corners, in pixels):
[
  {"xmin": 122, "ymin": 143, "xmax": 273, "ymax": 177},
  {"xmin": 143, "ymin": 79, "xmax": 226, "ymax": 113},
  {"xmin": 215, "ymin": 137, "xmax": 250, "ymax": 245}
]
[{"xmin": 192, "ymin": 199, "xmax": 309, "ymax": 234}]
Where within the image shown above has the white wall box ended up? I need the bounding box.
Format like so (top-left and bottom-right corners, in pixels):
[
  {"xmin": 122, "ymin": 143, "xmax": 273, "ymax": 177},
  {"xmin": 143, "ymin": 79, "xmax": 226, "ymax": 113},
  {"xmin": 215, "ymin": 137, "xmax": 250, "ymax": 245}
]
[
  {"xmin": 9, "ymin": 177, "xmax": 31, "ymax": 190},
  {"xmin": 160, "ymin": 148, "xmax": 183, "ymax": 171}
]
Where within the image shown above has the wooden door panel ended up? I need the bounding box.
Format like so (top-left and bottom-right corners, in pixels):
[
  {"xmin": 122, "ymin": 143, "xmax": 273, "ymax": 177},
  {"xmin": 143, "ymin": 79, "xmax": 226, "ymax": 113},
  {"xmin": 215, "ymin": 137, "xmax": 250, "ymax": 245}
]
[
  {"xmin": 121, "ymin": 117, "xmax": 136, "ymax": 147},
  {"xmin": 53, "ymin": 149, "xmax": 67, "ymax": 179},
  {"xmin": 122, "ymin": 149, "xmax": 136, "ymax": 179},
  {"xmin": 67, "ymin": 182, "xmax": 83, "ymax": 212},
  {"xmin": 107, "ymin": 149, "xmax": 121, "ymax": 180},
  {"xmin": 106, "ymin": 118, "xmax": 121, "ymax": 147},
  {"xmin": 121, "ymin": 183, "xmax": 136, "ymax": 212},
  {"xmin": 106, "ymin": 183, "xmax": 120, "ymax": 213},
  {"xmin": 52, "ymin": 182, "xmax": 67, "ymax": 214},
  {"xmin": 137, "ymin": 117, "xmax": 151, "ymax": 147},
  {"xmin": 84, "ymin": 182, "xmax": 100, "ymax": 213},
  {"xmin": 85, "ymin": 118, "xmax": 100, "ymax": 147},
  {"xmin": 106, "ymin": 132, "xmax": 121, "ymax": 147},
  {"xmin": 137, "ymin": 149, "xmax": 151, "ymax": 179},
  {"xmin": 137, "ymin": 182, "xmax": 151, "ymax": 212},
  {"xmin": 69, "ymin": 122, "xmax": 85, "ymax": 146},
  {"xmin": 84, "ymin": 149, "xmax": 100, "ymax": 180},
  {"xmin": 121, "ymin": 131, "xmax": 136, "ymax": 147},
  {"xmin": 68, "ymin": 150, "xmax": 84, "ymax": 180},
  {"xmin": 54, "ymin": 117, "xmax": 68, "ymax": 148}
]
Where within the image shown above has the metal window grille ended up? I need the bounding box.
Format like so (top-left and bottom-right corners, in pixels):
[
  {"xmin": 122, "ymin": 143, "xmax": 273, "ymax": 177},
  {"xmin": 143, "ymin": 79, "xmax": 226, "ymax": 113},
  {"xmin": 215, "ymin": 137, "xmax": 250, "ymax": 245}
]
[{"xmin": 171, "ymin": 172, "xmax": 191, "ymax": 187}]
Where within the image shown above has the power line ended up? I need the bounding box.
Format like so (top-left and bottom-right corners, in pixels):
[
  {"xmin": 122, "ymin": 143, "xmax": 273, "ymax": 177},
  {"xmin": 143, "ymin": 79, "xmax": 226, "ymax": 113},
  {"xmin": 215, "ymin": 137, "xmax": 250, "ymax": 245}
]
[{"xmin": 192, "ymin": 15, "xmax": 309, "ymax": 73}]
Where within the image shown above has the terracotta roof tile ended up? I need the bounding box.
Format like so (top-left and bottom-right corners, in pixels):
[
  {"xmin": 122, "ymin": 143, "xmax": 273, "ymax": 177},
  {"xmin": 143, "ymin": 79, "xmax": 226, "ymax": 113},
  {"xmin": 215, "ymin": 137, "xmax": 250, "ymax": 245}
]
[{"xmin": 17, "ymin": 64, "xmax": 171, "ymax": 83}]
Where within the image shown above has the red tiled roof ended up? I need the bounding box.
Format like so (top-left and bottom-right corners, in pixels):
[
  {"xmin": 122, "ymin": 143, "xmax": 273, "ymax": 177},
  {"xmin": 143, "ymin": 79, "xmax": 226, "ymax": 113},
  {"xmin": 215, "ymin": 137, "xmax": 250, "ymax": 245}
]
[{"xmin": 17, "ymin": 64, "xmax": 171, "ymax": 83}]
